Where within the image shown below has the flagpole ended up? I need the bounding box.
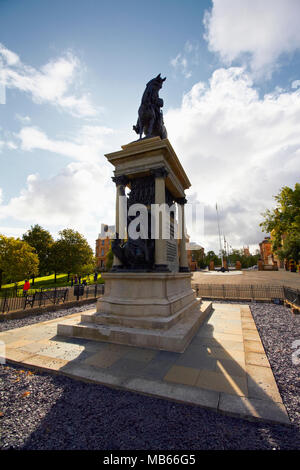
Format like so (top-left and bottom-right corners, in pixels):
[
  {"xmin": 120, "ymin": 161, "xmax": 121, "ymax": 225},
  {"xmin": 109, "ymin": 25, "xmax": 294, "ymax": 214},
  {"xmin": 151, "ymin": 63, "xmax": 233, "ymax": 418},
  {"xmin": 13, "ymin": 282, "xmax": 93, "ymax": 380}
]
[{"xmin": 216, "ymin": 203, "xmax": 224, "ymax": 268}]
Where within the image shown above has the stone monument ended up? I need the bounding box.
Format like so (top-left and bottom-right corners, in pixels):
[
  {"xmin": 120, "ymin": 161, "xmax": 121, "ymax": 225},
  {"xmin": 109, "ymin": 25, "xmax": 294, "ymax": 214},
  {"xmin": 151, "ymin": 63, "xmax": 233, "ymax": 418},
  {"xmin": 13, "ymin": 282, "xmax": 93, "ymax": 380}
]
[{"xmin": 57, "ymin": 75, "xmax": 211, "ymax": 352}]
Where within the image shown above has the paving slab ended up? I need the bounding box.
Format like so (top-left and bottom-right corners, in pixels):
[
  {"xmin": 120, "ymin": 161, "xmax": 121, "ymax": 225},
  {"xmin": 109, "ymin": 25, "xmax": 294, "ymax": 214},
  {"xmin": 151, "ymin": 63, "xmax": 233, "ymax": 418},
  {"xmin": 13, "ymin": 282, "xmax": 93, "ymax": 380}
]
[
  {"xmin": 245, "ymin": 351, "xmax": 270, "ymax": 367},
  {"xmin": 0, "ymin": 302, "xmax": 290, "ymax": 425},
  {"xmin": 195, "ymin": 369, "xmax": 248, "ymax": 396},
  {"xmin": 164, "ymin": 365, "xmax": 200, "ymax": 386},
  {"xmin": 246, "ymin": 364, "xmax": 283, "ymax": 403},
  {"xmin": 219, "ymin": 394, "xmax": 290, "ymax": 425},
  {"xmin": 192, "ymin": 269, "xmax": 300, "ymax": 289},
  {"xmin": 215, "ymin": 358, "xmax": 246, "ymax": 377},
  {"xmin": 244, "ymin": 339, "xmax": 265, "ymax": 354},
  {"xmin": 125, "ymin": 377, "xmax": 219, "ymax": 410}
]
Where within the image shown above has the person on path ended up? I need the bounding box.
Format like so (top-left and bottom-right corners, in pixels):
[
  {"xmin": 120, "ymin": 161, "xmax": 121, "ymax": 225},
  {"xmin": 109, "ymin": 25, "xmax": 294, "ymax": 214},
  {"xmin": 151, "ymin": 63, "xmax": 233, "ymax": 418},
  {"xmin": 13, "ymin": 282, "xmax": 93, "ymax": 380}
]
[{"xmin": 23, "ymin": 280, "xmax": 30, "ymax": 296}]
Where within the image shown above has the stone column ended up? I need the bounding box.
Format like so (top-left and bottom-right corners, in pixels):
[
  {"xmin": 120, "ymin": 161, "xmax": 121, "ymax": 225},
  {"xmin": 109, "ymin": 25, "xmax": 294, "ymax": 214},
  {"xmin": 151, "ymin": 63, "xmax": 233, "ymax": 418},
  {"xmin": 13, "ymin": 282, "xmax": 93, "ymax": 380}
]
[
  {"xmin": 111, "ymin": 175, "xmax": 128, "ymax": 269},
  {"xmin": 177, "ymin": 197, "xmax": 189, "ymax": 272},
  {"xmin": 152, "ymin": 167, "xmax": 169, "ymax": 272}
]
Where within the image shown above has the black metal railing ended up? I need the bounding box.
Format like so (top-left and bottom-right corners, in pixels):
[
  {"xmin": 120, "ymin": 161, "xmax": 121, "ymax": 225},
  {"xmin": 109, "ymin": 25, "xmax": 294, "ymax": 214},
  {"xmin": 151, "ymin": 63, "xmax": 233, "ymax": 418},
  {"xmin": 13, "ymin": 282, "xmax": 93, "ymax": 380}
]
[
  {"xmin": 193, "ymin": 283, "xmax": 285, "ymax": 301},
  {"xmin": 0, "ymin": 283, "xmax": 105, "ymax": 314},
  {"xmin": 283, "ymin": 286, "xmax": 300, "ymax": 308}
]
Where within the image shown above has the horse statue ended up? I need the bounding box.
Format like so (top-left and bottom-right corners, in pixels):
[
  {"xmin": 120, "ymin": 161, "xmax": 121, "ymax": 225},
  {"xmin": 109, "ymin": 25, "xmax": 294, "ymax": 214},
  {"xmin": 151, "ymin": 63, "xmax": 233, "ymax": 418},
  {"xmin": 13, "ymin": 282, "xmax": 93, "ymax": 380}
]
[{"xmin": 133, "ymin": 74, "xmax": 168, "ymax": 140}]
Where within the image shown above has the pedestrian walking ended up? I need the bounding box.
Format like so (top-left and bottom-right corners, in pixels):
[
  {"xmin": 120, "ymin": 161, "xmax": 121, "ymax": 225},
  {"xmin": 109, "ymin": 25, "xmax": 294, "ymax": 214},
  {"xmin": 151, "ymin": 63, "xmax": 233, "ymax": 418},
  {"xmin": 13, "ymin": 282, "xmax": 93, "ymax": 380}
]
[{"xmin": 23, "ymin": 279, "xmax": 30, "ymax": 296}]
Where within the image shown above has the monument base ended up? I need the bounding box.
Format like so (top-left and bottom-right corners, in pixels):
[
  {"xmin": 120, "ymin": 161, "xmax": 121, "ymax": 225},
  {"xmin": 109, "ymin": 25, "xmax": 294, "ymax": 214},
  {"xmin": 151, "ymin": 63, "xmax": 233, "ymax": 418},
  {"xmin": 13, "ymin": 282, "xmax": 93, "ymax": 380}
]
[{"xmin": 57, "ymin": 272, "xmax": 212, "ymax": 352}]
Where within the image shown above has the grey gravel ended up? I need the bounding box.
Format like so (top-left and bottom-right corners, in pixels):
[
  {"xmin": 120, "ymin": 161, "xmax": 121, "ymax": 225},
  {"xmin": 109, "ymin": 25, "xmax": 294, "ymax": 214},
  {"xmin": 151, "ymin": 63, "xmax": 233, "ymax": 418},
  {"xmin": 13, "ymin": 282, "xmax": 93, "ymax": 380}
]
[
  {"xmin": 250, "ymin": 303, "xmax": 300, "ymax": 427},
  {"xmin": 0, "ymin": 302, "xmax": 299, "ymax": 450}
]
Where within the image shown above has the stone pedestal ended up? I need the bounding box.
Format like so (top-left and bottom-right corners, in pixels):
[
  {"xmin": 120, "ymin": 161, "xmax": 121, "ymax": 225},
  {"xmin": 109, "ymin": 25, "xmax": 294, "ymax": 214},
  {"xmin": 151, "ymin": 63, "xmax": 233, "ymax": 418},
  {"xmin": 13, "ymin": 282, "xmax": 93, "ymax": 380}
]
[
  {"xmin": 97, "ymin": 272, "xmax": 196, "ymax": 320},
  {"xmin": 57, "ymin": 272, "xmax": 211, "ymax": 352},
  {"xmin": 57, "ymin": 137, "xmax": 209, "ymax": 352}
]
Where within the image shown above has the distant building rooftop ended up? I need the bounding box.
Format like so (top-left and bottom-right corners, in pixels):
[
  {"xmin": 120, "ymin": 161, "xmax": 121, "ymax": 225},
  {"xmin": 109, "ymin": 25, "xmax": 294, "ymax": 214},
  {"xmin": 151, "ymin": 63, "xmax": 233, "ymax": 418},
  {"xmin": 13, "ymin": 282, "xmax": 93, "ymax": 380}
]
[
  {"xmin": 97, "ymin": 223, "xmax": 115, "ymax": 239},
  {"xmin": 187, "ymin": 241, "xmax": 203, "ymax": 251}
]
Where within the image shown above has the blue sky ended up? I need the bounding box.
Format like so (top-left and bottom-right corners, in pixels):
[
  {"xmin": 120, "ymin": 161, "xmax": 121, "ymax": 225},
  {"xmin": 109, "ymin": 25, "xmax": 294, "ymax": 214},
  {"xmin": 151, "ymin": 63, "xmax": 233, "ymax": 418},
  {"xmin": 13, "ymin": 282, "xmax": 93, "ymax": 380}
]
[{"xmin": 1, "ymin": 0, "xmax": 300, "ymax": 253}]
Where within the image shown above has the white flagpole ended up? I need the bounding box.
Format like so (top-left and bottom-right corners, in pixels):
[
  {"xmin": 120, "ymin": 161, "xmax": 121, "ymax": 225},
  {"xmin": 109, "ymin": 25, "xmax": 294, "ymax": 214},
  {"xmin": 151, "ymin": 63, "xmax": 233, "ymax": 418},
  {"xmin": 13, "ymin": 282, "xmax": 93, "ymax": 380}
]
[{"xmin": 216, "ymin": 203, "xmax": 224, "ymax": 268}]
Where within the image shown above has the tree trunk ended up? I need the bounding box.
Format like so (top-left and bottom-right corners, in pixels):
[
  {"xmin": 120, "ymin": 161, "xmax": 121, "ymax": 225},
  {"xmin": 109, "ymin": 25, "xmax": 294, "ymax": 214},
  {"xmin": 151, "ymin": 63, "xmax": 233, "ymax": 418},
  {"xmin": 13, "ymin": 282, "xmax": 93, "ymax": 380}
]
[
  {"xmin": 54, "ymin": 271, "xmax": 57, "ymax": 283},
  {"xmin": 0, "ymin": 270, "xmax": 2, "ymax": 290}
]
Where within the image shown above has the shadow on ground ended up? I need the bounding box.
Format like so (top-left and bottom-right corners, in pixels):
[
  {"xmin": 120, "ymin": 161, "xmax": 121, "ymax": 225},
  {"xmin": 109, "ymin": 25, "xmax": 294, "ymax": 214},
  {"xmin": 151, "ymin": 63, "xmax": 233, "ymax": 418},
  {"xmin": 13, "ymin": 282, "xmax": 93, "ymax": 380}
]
[{"xmin": 10, "ymin": 308, "xmax": 299, "ymax": 450}]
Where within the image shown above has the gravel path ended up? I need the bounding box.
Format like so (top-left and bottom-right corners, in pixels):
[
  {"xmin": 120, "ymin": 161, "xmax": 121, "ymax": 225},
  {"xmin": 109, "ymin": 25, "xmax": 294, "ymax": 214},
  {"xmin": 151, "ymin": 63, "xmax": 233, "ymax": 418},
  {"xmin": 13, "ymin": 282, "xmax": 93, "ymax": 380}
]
[
  {"xmin": 0, "ymin": 302, "xmax": 299, "ymax": 450},
  {"xmin": 250, "ymin": 303, "xmax": 300, "ymax": 427}
]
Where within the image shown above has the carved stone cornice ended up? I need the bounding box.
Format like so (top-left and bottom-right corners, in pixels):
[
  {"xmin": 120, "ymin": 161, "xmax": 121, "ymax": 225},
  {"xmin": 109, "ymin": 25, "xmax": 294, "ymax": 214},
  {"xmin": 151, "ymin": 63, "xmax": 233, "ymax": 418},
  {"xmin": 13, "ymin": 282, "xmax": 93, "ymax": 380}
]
[
  {"xmin": 112, "ymin": 175, "xmax": 129, "ymax": 186},
  {"xmin": 176, "ymin": 197, "xmax": 187, "ymax": 205},
  {"xmin": 150, "ymin": 167, "xmax": 169, "ymax": 179}
]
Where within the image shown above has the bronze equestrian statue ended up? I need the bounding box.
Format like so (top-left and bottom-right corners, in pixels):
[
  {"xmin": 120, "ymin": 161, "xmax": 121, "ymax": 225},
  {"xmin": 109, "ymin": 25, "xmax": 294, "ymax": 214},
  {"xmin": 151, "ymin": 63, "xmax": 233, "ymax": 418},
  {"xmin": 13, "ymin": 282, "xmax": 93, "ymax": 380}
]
[{"xmin": 133, "ymin": 74, "xmax": 167, "ymax": 140}]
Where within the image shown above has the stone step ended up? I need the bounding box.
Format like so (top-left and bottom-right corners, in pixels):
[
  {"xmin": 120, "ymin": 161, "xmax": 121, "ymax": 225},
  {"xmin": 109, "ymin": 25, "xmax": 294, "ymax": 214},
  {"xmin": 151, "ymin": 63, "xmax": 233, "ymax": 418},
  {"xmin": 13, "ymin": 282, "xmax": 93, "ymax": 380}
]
[
  {"xmin": 83, "ymin": 298, "xmax": 201, "ymax": 330},
  {"xmin": 57, "ymin": 301, "xmax": 213, "ymax": 353}
]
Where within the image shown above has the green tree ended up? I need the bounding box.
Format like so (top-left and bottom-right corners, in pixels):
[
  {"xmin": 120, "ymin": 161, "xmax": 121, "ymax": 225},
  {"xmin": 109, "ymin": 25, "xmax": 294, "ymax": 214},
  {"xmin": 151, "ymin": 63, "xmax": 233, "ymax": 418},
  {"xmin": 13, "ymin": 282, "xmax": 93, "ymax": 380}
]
[
  {"xmin": 48, "ymin": 240, "xmax": 65, "ymax": 283},
  {"xmin": 77, "ymin": 257, "xmax": 97, "ymax": 279},
  {"xmin": 191, "ymin": 249, "xmax": 206, "ymax": 269},
  {"xmin": 22, "ymin": 224, "xmax": 54, "ymax": 279},
  {"xmin": 0, "ymin": 235, "xmax": 39, "ymax": 288},
  {"xmin": 204, "ymin": 250, "xmax": 221, "ymax": 266},
  {"xmin": 227, "ymin": 248, "xmax": 259, "ymax": 268},
  {"xmin": 228, "ymin": 249, "xmax": 243, "ymax": 265},
  {"xmin": 260, "ymin": 183, "xmax": 300, "ymax": 262},
  {"xmin": 105, "ymin": 248, "xmax": 114, "ymax": 271},
  {"xmin": 277, "ymin": 232, "xmax": 300, "ymax": 263},
  {"xmin": 57, "ymin": 229, "xmax": 94, "ymax": 280}
]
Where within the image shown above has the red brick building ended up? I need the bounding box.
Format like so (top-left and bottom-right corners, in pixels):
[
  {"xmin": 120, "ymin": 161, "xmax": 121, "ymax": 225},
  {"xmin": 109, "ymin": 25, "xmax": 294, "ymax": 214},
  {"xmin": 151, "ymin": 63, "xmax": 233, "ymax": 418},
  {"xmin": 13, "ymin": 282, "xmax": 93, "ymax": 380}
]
[
  {"xmin": 243, "ymin": 246, "xmax": 250, "ymax": 257},
  {"xmin": 259, "ymin": 237, "xmax": 273, "ymax": 264},
  {"xmin": 187, "ymin": 240, "xmax": 204, "ymax": 271},
  {"xmin": 95, "ymin": 224, "xmax": 115, "ymax": 270}
]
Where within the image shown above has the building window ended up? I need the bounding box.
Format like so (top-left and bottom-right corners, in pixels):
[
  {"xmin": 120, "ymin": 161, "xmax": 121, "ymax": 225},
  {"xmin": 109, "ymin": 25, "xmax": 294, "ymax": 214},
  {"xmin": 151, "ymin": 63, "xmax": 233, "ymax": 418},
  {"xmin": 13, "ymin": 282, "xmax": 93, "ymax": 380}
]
[
  {"xmin": 102, "ymin": 240, "xmax": 105, "ymax": 245},
  {"xmin": 101, "ymin": 249, "xmax": 104, "ymax": 256}
]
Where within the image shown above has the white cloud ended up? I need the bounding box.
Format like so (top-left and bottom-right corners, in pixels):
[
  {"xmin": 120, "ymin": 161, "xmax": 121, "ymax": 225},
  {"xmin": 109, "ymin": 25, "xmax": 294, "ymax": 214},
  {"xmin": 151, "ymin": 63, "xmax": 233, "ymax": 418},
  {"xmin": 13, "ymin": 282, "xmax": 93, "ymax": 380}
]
[
  {"xmin": 17, "ymin": 125, "xmax": 114, "ymax": 162},
  {"xmin": 165, "ymin": 67, "xmax": 300, "ymax": 251},
  {"xmin": 292, "ymin": 80, "xmax": 300, "ymax": 89},
  {"xmin": 0, "ymin": 134, "xmax": 18, "ymax": 152},
  {"xmin": 0, "ymin": 225, "xmax": 27, "ymax": 239},
  {"xmin": 171, "ymin": 53, "xmax": 191, "ymax": 79},
  {"xmin": 15, "ymin": 114, "xmax": 31, "ymax": 124},
  {"xmin": 204, "ymin": 0, "xmax": 300, "ymax": 77},
  {"xmin": 2, "ymin": 64, "xmax": 300, "ymax": 254},
  {"xmin": 0, "ymin": 160, "xmax": 115, "ymax": 248},
  {"xmin": 0, "ymin": 123, "xmax": 118, "ymax": 247},
  {"xmin": 170, "ymin": 41, "xmax": 200, "ymax": 79},
  {"xmin": 0, "ymin": 43, "xmax": 97, "ymax": 117},
  {"xmin": 0, "ymin": 43, "xmax": 19, "ymax": 66}
]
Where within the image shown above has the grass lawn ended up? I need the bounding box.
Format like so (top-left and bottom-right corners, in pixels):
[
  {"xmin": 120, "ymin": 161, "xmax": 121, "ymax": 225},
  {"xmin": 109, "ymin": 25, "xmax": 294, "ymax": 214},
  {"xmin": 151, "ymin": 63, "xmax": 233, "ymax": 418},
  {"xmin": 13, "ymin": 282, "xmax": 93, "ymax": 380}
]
[{"xmin": 1, "ymin": 273, "xmax": 104, "ymax": 297}]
